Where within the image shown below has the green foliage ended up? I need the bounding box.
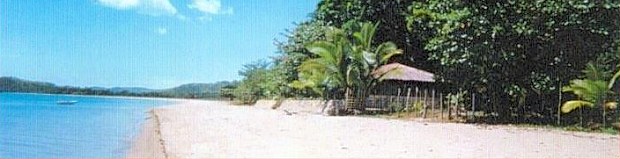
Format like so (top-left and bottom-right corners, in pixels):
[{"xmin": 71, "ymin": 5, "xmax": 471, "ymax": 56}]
[
  {"xmin": 219, "ymin": 85, "xmax": 236, "ymax": 100},
  {"xmin": 232, "ymin": 60, "xmax": 273, "ymax": 104},
  {"xmin": 562, "ymin": 64, "xmax": 619, "ymax": 113},
  {"xmin": 293, "ymin": 27, "xmax": 349, "ymax": 96},
  {"xmin": 273, "ymin": 20, "xmax": 331, "ymax": 98},
  {"xmin": 293, "ymin": 22, "xmax": 402, "ymax": 102},
  {"xmin": 406, "ymin": 0, "xmax": 620, "ymax": 118},
  {"xmin": 315, "ymin": 0, "xmax": 429, "ymax": 70},
  {"xmin": 231, "ymin": 59, "xmax": 297, "ymax": 104},
  {"xmin": 609, "ymin": 68, "xmax": 620, "ymax": 89},
  {"xmin": 388, "ymin": 101, "xmax": 405, "ymax": 112},
  {"xmin": 561, "ymin": 100, "xmax": 595, "ymax": 113},
  {"xmin": 405, "ymin": 101, "xmax": 424, "ymax": 113}
]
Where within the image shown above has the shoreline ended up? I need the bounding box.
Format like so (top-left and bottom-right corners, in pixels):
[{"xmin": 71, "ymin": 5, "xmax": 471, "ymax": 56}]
[
  {"xmin": 126, "ymin": 109, "xmax": 168, "ymax": 158},
  {"xmin": 126, "ymin": 99, "xmax": 205, "ymax": 158},
  {"xmin": 1, "ymin": 92, "xmax": 196, "ymax": 102},
  {"xmin": 126, "ymin": 99, "xmax": 202, "ymax": 158}
]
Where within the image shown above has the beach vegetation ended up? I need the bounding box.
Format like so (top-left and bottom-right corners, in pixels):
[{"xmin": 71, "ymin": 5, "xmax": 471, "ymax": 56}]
[
  {"xmin": 292, "ymin": 22, "xmax": 402, "ymax": 108},
  {"xmin": 405, "ymin": 0, "xmax": 619, "ymax": 125},
  {"xmin": 561, "ymin": 63, "xmax": 619, "ymax": 126},
  {"xmin": 232, "ymin": 0, "xmax": 619, "ymax": 130}
]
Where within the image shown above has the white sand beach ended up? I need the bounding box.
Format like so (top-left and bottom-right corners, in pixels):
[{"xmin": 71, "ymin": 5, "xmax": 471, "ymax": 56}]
[{"xmin": 129, "ymin": 99, "xmax": 619, "ymax": 158}]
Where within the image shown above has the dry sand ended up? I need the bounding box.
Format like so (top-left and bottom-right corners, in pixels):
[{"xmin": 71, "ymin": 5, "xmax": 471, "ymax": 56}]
[{"xmin": 129, "ymin": 99, "xmax": 619, "ymax": 158}]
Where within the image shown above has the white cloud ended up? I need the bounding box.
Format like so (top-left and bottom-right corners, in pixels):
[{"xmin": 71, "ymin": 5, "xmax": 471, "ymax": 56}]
[
  {"xmin": 156, "ymin": 27, "xmax": 168, "ymax": 35},
  {"xmin": 97, "ymin": 0, "xmax": 178, "ymax": 16},
  {"xmin": 188, "ymin": 0, "xmax": 233, "ymax": 15}
]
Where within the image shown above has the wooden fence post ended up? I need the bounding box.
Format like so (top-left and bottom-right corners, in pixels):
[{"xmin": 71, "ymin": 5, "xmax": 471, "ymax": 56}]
[
  {"xmin": 423, "ymin": 89, "xmax": 428, "ymax": 118},
  {"xmin": 471, "ymin": 93, "xmax": 476, "ymax": 120},
  {"xmin": 455, "ymin": 95, "xmax": 460, "ymax": 118},
  {"xmin": 406, "ymin": 88, "xmax": 411, "ymax": 110},
  {"xmin": 389, "ymin": 89, "xmax": 394, "ymax": 104},
  {"xmin": 397, "ymin": 88, "xmax": 402, "ymax": 107},
  {"xmin": 448, "ymin": 96, "xmax": 453, "ymax": 120},
  {"xmin": 557, "ymin": 81, "xmax": 562, "ymax": 126},
  {"xmin": 431, "ymin": 89, "xmax": 435, "ymax": 117},
  {"xmin": 440, "ymin": 93, "xmax": 444, "ymax": 119},
  {"xmin": 415, "ymin": 87, "xmax": 419, "ymax": 104}
]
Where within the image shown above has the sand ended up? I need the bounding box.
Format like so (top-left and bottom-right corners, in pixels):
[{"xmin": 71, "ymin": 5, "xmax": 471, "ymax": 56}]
[
  {"xmin": 126, "ymin": 110, "xmax": 166, "ymax": 158},
  {"xmin": 129, "ymin": 99, "xmax": 619, "ymax": 158}
]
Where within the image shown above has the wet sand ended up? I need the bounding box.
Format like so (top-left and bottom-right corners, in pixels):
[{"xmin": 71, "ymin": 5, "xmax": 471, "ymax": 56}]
[{"xmin": 126, "ymin": 110, "xmax": 166, "ymax": 158}]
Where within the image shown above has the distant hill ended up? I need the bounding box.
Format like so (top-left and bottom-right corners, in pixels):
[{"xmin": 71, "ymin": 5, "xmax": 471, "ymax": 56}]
[
  {"xmin": 0, "ymin": 77, "xmax": 62, "ymax": 93},
  {"xmin": 109, "ymin": 87, "xmax": 155, "ymax": 94},
  {"xmin": 0, "ymin": 77, "xmax": 237, "ymax": 99},
  {"xmin": 159, "ymin": 81, "xmax": 236, "ymax": 97}
]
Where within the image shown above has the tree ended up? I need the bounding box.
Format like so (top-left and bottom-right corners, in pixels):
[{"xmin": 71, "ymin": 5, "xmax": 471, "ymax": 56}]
[
  {"xmin": 273, "ymin": 20, "xmax": 331, "ymax": 98},
  {"xmin": 293, "ymin": 22, "xmax": 403, "ymax": 109},
  {"xmin": 220, "ymin": 85, "xmax": 237, "ymax": 101},
  {"xmin": 406, "ymin": 0, "xmax": 620, "ymax": 121},
  {"xmin": 233, "ymin": 60, "xmax": 271, "ymax": 104},
  {"xmin": 315, "ymin": 0, "xmax": 429, "ymax": 70},
  {"xmin": 291, "ymin": 27, "xmax": 349, "ymax": 98}
]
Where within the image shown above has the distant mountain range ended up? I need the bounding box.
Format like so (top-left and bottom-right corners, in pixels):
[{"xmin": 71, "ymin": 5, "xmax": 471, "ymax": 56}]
[
  {"xmin": 0, "ymin": 77, "xmax": 238, "ymax": 99},
  {"xmin": 109, "ymin": 87, "xmax": 156, "ymax": 94}
]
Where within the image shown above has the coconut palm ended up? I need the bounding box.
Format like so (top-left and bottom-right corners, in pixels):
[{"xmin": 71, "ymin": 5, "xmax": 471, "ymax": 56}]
[
  {"xmin": 561, "ymin": 79, "xmax": 617, "ymax": 113},
  {"xmin": 561, "ymin": 63, "xmax": 619, "ymax": 126},
  {"xmin": 290, "ymin": 28, "xmax": 349, "ymax": 97},
  {"xmin": 348, "ymin": 22, "xmax": 403, "ymax": 108},
  {"xmin": 292, "ymin": 22, "xmax": 403, "ymax": 109}
]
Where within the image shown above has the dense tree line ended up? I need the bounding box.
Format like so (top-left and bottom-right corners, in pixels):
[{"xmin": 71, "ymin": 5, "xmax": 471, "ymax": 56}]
[
  {"xmin": 0, "ymin": 77, "xmax": 233, "ymax": 99},
  {"xmin": 407, "ymin": 0, "xmax": 619, "ymax": 125},
  {"xmin": 233, "ymin": 0, "xmax": 619, "ymax": 127}
]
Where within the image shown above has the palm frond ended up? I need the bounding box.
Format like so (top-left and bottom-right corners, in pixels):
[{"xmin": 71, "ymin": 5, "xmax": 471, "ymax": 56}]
[
  {"xmin": 609, "ymin": 70, "xmax": 620, "ymax": 89},
  {"xmin": 605, "ymin": 102, "xmax": 618, "ymax": 109},
  {"xmin": 562, "ymin": 79, "xmax": 607, "ymax": 102},
  {"xmin": 561, "ymin": 100, "xmax": 594, "ymax": 113},
  {"xmin": 582, "ymin": 62, "xmax": 604, "ymax": 81},
  {"xmin": 376, "ymin": 42, "xmax": 403, "ymax": 64}
]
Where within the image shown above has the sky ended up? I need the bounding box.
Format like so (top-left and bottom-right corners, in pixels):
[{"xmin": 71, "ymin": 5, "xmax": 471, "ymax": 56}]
[{"xmin": 0, "ymin": 0, "xmax": 318, "ymax": 89}]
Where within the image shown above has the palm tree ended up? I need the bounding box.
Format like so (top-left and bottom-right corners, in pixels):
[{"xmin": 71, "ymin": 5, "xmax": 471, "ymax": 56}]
[
  {"xmin": 348, "ymin": 22, "xmax": 403, "ymax": 109},
  {"xmin": 561, "ymin": 79, "xmax": 616, "ymax": 113},
  {"xmin": 290, "ymin": 28, "xmax": 348, "ymax": 98},
  {"xmin": 292, "ymin": 22, "xmax": 403, "ymax": 110},
  {"xmin": 561, "ymin": 63, "xmax": 619, "ymax": 126}
]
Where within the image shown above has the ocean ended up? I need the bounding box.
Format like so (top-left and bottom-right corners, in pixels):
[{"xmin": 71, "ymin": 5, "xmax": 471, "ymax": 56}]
[{"xmin": 0, "ymin": 93, "xmax": 171, "ymax": 158}]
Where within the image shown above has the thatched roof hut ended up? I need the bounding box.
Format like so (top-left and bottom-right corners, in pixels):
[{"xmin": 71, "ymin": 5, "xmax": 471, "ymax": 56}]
[
  {"xmin": 372, "ymin": 63, "xmax": 435, "ymax": 83},
  {"xmin": 365, "ymin": 63, "xmax": 439, "ymax": 111}
]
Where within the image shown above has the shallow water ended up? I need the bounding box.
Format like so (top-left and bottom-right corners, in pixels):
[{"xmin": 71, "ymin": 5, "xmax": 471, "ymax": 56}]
[{"xmin": 0, "ymin": 93, "xmax": 171, "ymax": 158}]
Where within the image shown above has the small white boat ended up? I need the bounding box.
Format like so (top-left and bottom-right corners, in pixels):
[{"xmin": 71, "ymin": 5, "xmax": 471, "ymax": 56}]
[{"xmin": 56, "ymin": 100, "xmax": 78, "ymax": 105}]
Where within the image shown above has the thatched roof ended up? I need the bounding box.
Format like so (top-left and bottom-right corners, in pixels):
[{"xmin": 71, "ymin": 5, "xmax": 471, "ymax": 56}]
[{"xmin": 372, "ymin": 63, "xmax": 435, "ymax": 82}]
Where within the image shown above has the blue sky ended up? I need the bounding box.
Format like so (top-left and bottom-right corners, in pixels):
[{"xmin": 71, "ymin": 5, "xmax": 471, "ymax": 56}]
[{"xmin": 0, "ymin": 0, "xmax": 318, "ymax": 89}]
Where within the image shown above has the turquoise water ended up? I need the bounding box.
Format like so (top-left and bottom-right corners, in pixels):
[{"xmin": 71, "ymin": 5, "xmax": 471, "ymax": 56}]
[{"xmin": 0, "ymin": 93, "xmax": 171, "ymax": 158}]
